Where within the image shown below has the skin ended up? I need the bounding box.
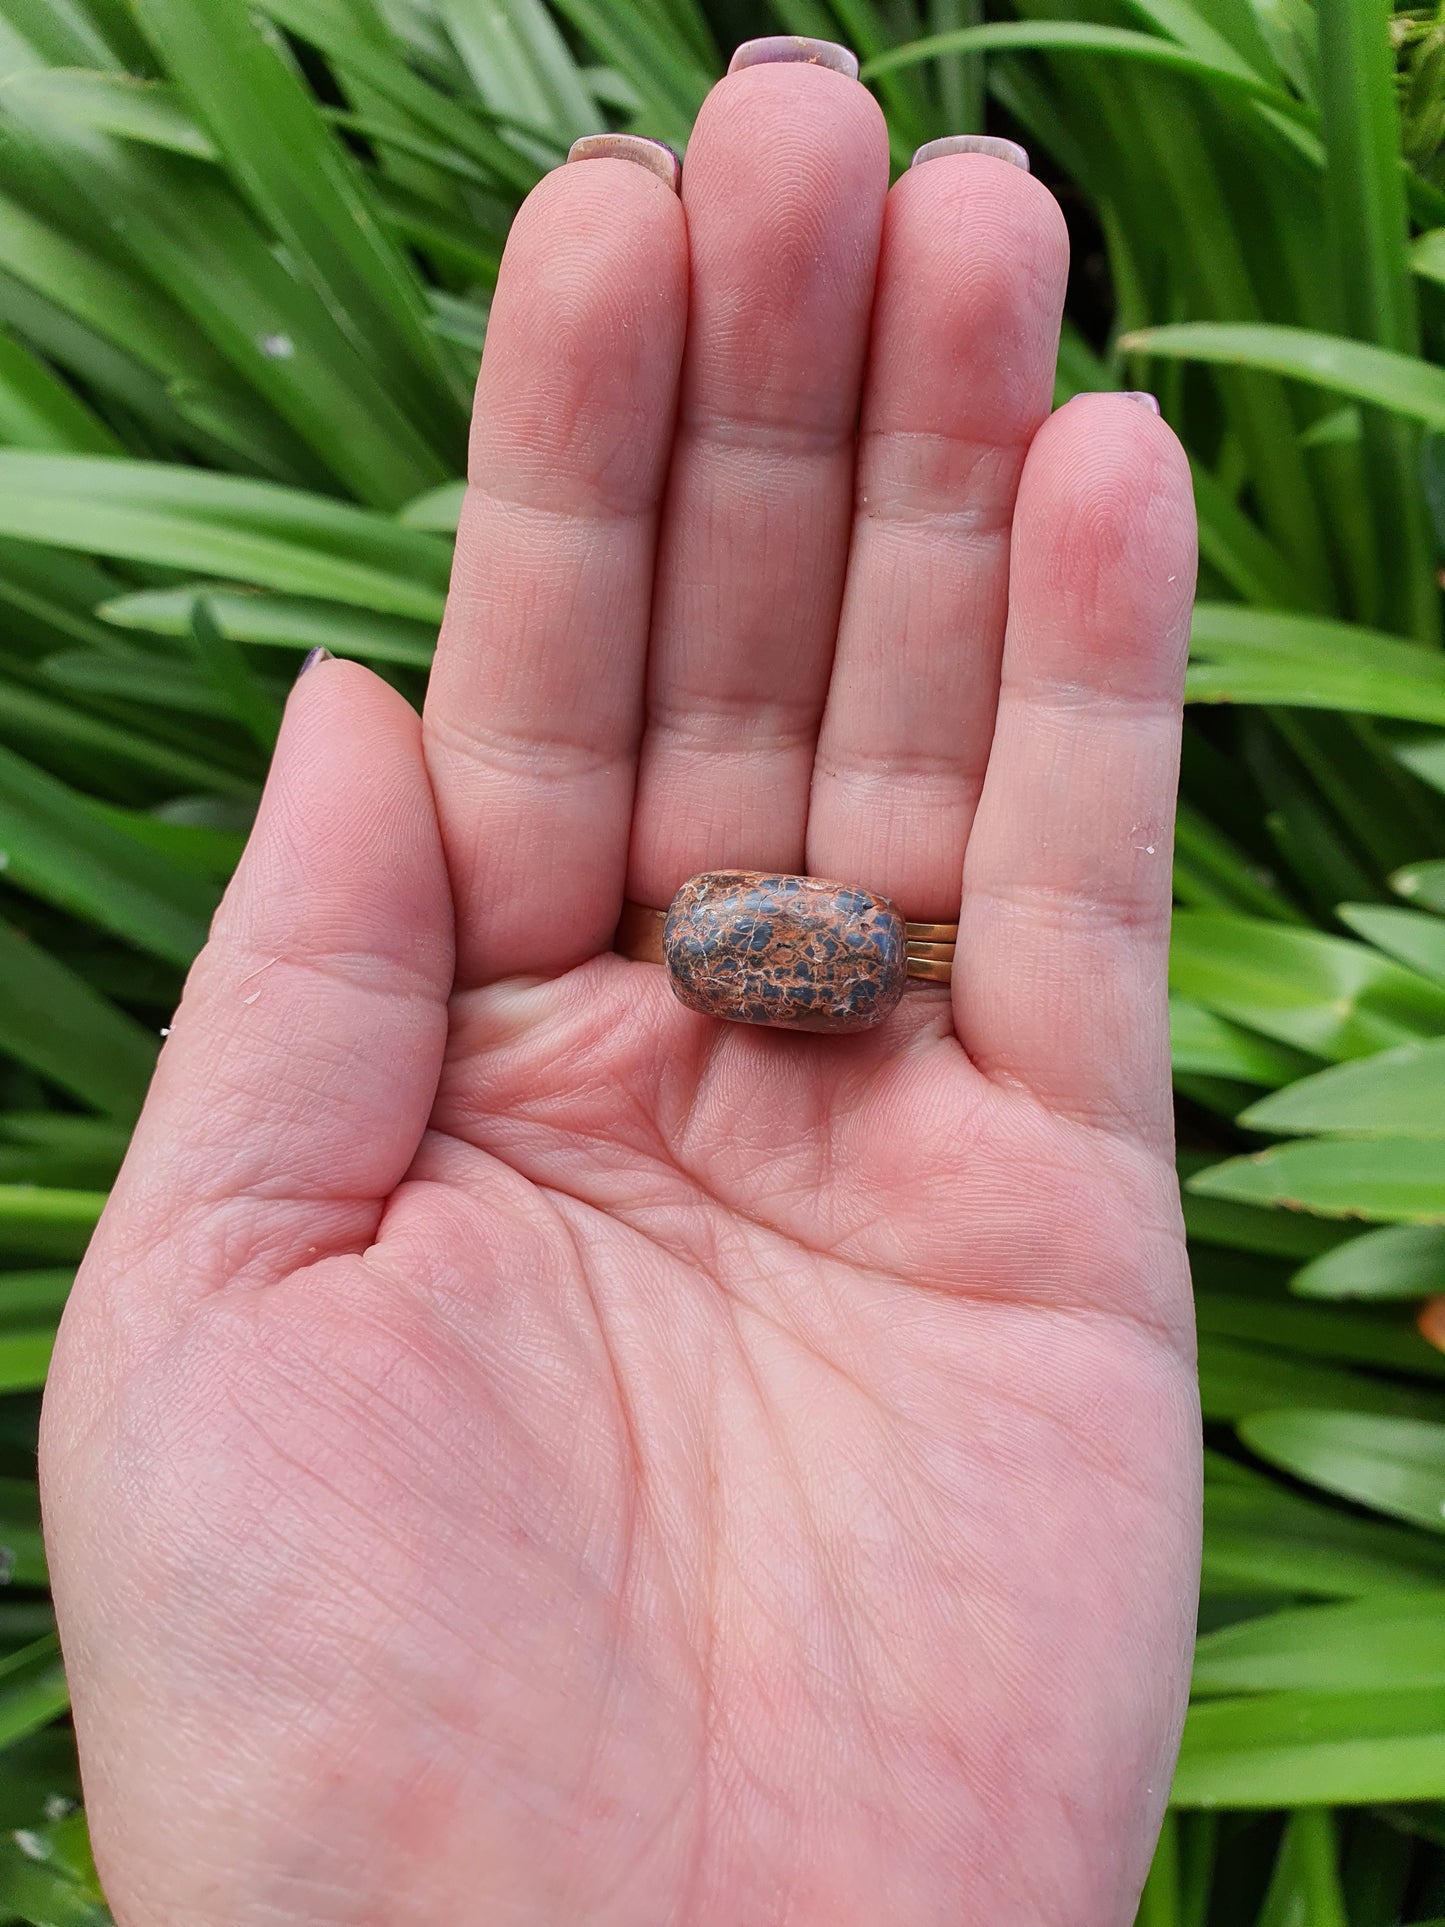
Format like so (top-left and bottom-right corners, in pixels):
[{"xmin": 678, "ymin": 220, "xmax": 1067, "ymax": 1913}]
[{"xmin": 39, "ymin": 57, "xmax": 1200, "ymax": 1927}]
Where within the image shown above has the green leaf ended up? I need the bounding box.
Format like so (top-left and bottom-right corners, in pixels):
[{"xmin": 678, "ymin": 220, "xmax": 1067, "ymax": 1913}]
[
  {"xmin": 0, "ymin": 1812, "xmax": 110, "ymax": 1925},
  {"xmin": 1193, "ymin": 1592, "xmax": 1445, "ymax": 1694},
  {"xmin": 1195, "ymin": 1291, "xmax": 1445, "ymax": 1377},
  {"xmin": 1239, "ymin": 1037, "xmax": 1445, "ymax": 1138},
  {"xmin": 436, "ymin": 0, "xmax": 598, "ymax": 147},
  {"xmin": 0, "ymin": 1728, "xmax": 77, "ymax": 1833},
  {"xmin": 1186, "ymin": 604, "xmax": 1445, "ymax": 725},
  {"xmin": 1293, "ymin": 1224, "xmax": 1445, "ymax": 1300},
  {"xmin": 100, "ymin": 585, "xmax": 436, "ymax": 668},
  {"xmin": 1189, "ymin": 457, "xmax": 1309, "ymax": 610},
  {"xmin": 40, "ymin": 651, "xmax": 276, "ymax": 723},
  {"xmin": 0, "ymin": 186, "xmax": 306, "ymax": 476},
  {"xmin": 1339, "ymin": 905, "xmax": 1445, "ymax": 987},
  {"xmin": 127, "ymin": 0, "xmax": 464, "ymax": 441},
  {"xmin": 0, "ymin": 1270, "xmax": 71, "ymax": 1332},
  {"xmin": 0, "ymin": 741, "xmax": 217, "ymax": 965},
  {"xmin": 0, "ymin": 1187, "xmax": 100, "ymax": 1264},
  {"xmin": 1174, "ymin": 801, "xmax": 1307, "ymax": 922},
  {"xmin": 259, "ymin": 0, "xmax": 538, "ymax": 193},
  {"xmin": 0, "ymin": 324, "xmax": 117, "ymax": 455},
  {"xmin": 1414, "ymin": 225, "xmax": 1445, "ymax": 289},
  {"xmin": 1121, "ymin": 323, "xmax": 1445, "ymax": 433},
  {"xmin": 541, "ymin": 0, "xmax": 711, "ymax": 141},
  {"xmin": 1173, "ymin": 1685, "xmax": 1445, "ymax": 1807},
  {"xmin": 398, "ymin": 478, "xmax": 464, "ymax": 533},
  {"xmin": 1182, "ymin": 1176, "xmax": 1347, "ymax": 1261},
  {"xmin": 0, "ymin": 453, "xmax": 450, "ymax": 621},
  {"xmin": 0, "ymin": 1330, "xmax": 55, "ymax": 1393},
  {"xmin": 1198, "ymin": 1333, "xmax": 1440, "ymax": 1420},
  {"xmin": 1394, "ymin": 862, "xmax": 1445, "ymax": 914},
  {"xmin": 86, "ymin": 805, "xmax": 245, "ymax": 878},
  {"xmin": 864, "ymin": 21, "xmax": 1292, "ymax": 108},
  {"xmin": 1192, "ymin": 1138, "xmax": 1445, "ymax": 1222},
  {"xmin": 1256, "ymin": 1808, "xmax": 1349, "ymax": 1927},
  {"xmin": 1, "ymin": 68, "xmax": 218, "ymax": 158},
  {"xmin": 186, "ymin": 596, "xmax": 280, "ymax": 751},
  {"xmin": 0, "ymin": 1473, "xmax": 45, "ymax": 1590},
  {"xmin": 0, "ymin": 1635, "xmax": 67, "ymax": 1751},
  {"xmin": 0, "ymin": 114, "xmax": 443, "ymax": 501},
  {"xmin": 1203, "ymin": 1477, "xmax": 1445, "ymax": 1597},
  {"xmin": 0, "ymin": 674, "xmax": 257, "ymax": 799},
  {"xmin": 1315, "ymin": 0, "xmax": 1435, "ymax": 641},
  {"xmin": 1170, "ymin": 913, "xmax": 1445, "ymax": 1061},
  {"xmin": 1172, "ymin": 996, "xmax": 1318, "ymax": 1083},
  {"xmin": 1241, "ymin": 1410, "xmax": 1445, "ymax": 1532},
  {"xmin": 0, "ymin": 919, "xmax": 155, "ymax": 1118}
]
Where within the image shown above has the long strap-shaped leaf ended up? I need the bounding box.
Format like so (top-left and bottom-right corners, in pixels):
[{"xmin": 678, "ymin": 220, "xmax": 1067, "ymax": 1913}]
[
  {"xmin": 1123, "ymin": 321, "xmax": 1445, "ymax": 431},
  {"xmin": 0, "ymin": 740, "xmax": 217, "ymax": 965},
  {"xmin": 128, "ymin": 0, "xmax": 466, "ymax": 443},
  {"xmin": 0, "ymin": 452, "xmax": 450, "ymax": 620}
]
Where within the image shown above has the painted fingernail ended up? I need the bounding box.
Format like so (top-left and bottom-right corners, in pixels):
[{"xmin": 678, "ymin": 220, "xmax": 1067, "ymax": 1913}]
[
  {"xmin": 728, "ymin": 36, "xmax": 859, "ymax": 80},
  {"xmin": 911, "ymin": 134, "xmax": 1030, "ymax": 173},
  {"xmin": 296, "ymin": 646, "xmax": 333, "ymax": 680},
  {"xmin": 566, "ymin": 134, "xmax": 681, "ymax": 192},
  {"xmin": 1121, "ymin": 391, "xmax": 1162, "ymax": 414}
]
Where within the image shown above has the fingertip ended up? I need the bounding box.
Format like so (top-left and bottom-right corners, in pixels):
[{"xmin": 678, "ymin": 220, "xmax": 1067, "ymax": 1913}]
[
  {"xmin": 894, "ymin": 140, "xmax": 1066, "ymax": 250},
  {"xmin": 1010, "ymin": 393, "xmax": 1198, "ymax": 690},
  {"xmin": 696, "ymin": 44, "xmax": 889, "ymax": 187},
  {"xmin": 897, "ymin": 139, "xmax": 1065, "ymax": 258},
  {"xmin": 872, "ymin": 147, "xmax": 1068, "ymax": 441},
  {"xmin": 1027, "ymin": 391, "xmax": 1197, "ymax": 553},
  {"xmin": 283, "ymin": 649, "xmax": 422, "ymax": 746},
  {"xmin": 1046, "ymin": 387, "xmax": 1190, "ymax": 465},
  {"xmin": 496, "ymin": 151, "xmax": 689, "ymax": 326},
  {"xmin": 471, "ymin": 152, "xmax": 689, "ymax": 509}
]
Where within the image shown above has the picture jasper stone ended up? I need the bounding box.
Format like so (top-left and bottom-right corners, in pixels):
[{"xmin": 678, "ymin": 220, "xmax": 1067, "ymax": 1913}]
[{"xmin": 663, "ymin": 872, "xmax": 907, "ymax": 1033}]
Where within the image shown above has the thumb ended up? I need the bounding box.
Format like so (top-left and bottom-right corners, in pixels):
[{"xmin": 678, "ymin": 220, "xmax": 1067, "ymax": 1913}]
[{"xmin": 69, "ymin": 654, "xmax": 454, "ymax": 1350}]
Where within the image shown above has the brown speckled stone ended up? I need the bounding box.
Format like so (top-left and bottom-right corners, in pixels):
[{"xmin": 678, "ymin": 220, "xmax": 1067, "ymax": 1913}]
[{"xmin": 663, "ymin": 872, "xmax": 906, "ymax": 1033}]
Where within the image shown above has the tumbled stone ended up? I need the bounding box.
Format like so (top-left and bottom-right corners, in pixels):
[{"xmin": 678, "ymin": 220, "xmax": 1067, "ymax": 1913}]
[{"xmin": 663, "ymin": 871, "xmax": 906, "ymax": 1033}]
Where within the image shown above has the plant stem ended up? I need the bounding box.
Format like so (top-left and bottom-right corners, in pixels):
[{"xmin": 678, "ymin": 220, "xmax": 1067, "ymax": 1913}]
[
  {"xmin": 928, "ymin": 0, "xmax": 983, "ymax": 134},
  {"xmin": 1317, "ymin": 0, "xmax": 1440, "ymax": 641}
]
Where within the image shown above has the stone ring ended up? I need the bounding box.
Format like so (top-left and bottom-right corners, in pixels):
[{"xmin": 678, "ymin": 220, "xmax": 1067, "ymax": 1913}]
[{"xmin": 614, "ymin": 872, "xmax": 956, "ymax": 1034}]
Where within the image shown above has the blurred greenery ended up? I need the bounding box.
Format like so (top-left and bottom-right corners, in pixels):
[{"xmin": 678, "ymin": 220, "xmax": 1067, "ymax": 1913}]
[{"xmin": 0, "ymin": 0, "xmax": 1442, "ymax": 1918}]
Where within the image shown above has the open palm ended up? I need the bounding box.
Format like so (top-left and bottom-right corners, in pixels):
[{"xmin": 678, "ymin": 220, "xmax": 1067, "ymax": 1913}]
[{"xmin": 40, "ymin": 49, "xmax": 1199, "ymax": 1927}]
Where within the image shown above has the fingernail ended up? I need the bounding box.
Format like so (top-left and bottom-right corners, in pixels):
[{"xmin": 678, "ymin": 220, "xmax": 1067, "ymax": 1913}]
[
  {"xmin": 728, "ymin": 36, "xmax": 859, "ymax": 80},
  {"xmin": 566, "ymin": 134, "xmax": 681, "ymax": 191},
  {"xmin": 1121, "ymin": 391, "xmax": 1161, "ymax": 414},
  {"xmin": 911, "ymin": 134, "xmax": 1030, "ymax": 173},
  {"xmin": 296, "ymin": 646, "xmax": 333, "ymax": 680}
]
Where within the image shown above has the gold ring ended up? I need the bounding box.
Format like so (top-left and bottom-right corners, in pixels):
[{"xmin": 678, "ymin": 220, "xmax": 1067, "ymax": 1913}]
[{"xmin": 615, "ymin": 871, "xmax": 955, "ymax": 1034}]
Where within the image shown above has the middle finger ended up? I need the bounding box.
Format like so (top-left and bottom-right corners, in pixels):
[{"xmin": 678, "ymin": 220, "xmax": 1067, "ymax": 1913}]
[{"xmin": 626, "ymin": 44, "xmax": 889, "ymax": 908}]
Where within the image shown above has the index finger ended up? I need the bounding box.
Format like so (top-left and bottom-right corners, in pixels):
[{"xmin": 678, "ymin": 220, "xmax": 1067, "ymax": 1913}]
[{"xmin": 424, "ymin": 145, "xmax": 688, "ymax": 987}]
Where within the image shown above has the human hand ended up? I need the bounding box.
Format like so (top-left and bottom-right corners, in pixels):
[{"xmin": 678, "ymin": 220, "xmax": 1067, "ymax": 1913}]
[{"xmin": 41, "ymin": 41, "xmax": 1199, "ymax": 1927}]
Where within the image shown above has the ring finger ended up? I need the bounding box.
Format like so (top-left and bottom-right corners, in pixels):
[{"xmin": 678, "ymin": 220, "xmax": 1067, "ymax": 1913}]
[{"xmin": 806, "ymin": 142, "xmax": 1069, "ymax": 923}]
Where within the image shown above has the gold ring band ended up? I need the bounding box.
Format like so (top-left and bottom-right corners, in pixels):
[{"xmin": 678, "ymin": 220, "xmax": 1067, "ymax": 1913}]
[{"xmin": 615, "ymin": 900, "xmax": 957, "ymax": 986}]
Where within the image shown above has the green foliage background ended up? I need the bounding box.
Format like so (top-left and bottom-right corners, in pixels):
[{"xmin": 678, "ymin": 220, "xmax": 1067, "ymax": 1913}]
[{"xmin": 0, "ymin": 0, "xmax": 1444, "ymax": 1918}]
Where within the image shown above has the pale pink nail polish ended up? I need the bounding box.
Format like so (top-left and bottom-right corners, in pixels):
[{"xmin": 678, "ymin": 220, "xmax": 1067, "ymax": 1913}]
[
  {"xmin": 911, "ymin": 134, "xmax": 1030, "ymax": 173},
  {"xmin": 728, "ymin": 36, "xmax": 859, "ymax": 80},
  {"xmin": 566, "ymin": 134, "xmax": 681, "ymax": 192},
  {"xmin": 1121, "ymin": 391, "xmax": 1162, "ymax": 414}
]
